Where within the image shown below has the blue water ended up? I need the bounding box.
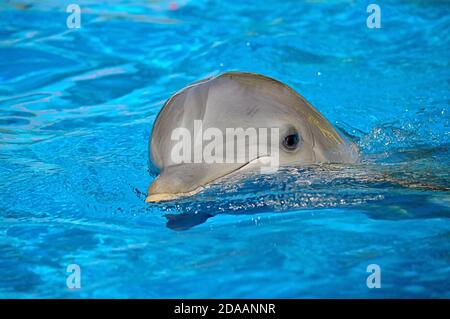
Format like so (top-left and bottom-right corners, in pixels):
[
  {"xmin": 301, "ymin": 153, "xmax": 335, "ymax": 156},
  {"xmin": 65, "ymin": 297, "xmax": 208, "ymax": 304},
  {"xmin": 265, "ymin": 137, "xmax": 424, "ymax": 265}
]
[{"xmin": 0, "ymin": 0, "xmax": 449, "ymax": 298}]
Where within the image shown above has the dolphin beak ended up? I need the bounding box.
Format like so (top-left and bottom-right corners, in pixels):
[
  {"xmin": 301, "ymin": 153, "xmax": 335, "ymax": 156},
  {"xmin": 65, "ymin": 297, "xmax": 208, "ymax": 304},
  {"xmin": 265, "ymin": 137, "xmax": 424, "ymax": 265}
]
[
  {"xmin": 145, "ymin": 193, "xmax": 183, "ymax": 203},
  {"xmin": 145, "ymin": 177, "xmax": 203, "ymax": 203},
  {"xmin": 145, "ymin": 171, "xmax": 200, "ymax": 203},
  {"xmin": 145, "ymin": 163, "xmax": 244, "ymax": 203}
]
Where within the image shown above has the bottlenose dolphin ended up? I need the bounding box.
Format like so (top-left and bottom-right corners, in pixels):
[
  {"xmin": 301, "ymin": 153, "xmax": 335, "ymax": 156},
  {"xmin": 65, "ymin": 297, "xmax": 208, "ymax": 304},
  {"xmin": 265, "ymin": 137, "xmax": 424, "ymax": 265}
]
[{"xmin": 146, "ymin": 72, "xmax": 358, "ymax": 203}]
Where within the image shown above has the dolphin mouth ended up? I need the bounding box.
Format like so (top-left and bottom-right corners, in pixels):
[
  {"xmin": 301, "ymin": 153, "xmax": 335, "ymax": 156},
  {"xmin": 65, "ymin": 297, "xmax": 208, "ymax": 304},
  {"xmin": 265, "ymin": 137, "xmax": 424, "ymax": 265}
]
[
  {"xmin": 145, "ymin": 188, "xmax": 204, "ymax": 203},
  {"xmin": 145, "ymin": 155, "xmax": 274, "ymax": 203}
]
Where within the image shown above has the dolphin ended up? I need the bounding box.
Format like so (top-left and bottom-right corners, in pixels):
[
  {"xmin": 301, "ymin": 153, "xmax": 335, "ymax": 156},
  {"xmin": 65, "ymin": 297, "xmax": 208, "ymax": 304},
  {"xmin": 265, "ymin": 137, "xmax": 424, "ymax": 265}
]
[{"xmin": 146, "ymin": 72, "xmax": 358, "ymax": 203}]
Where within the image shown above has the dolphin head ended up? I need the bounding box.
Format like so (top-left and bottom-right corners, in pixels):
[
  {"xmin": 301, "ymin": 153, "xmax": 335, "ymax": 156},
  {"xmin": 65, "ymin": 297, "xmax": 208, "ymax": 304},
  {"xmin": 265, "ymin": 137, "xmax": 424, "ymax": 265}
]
[{"xmin": 146, "ymin": 72, "xmax": 358, "ymax": 202}]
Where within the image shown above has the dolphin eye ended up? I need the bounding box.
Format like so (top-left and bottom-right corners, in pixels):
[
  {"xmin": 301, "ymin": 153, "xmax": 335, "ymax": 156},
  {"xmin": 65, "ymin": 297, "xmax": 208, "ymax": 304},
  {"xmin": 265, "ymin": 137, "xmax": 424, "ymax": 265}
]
[{"xmin": 283, "ymin": 132, "xmax": 300, "ymax": 150}]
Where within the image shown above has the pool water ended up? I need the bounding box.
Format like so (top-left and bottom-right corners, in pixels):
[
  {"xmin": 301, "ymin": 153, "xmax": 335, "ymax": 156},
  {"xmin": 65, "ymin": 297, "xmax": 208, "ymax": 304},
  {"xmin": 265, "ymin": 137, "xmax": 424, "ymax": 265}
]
[{"xmin": 0, "ymin": 0, "xmax": 449, "ymax": 298}]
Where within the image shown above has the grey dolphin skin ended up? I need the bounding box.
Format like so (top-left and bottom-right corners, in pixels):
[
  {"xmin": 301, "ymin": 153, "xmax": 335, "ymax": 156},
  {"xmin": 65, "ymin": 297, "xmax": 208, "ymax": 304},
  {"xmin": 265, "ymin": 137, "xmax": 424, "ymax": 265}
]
[{"xmin": 146, "ymin": 72, "xmax": 358, "ymax": 203}]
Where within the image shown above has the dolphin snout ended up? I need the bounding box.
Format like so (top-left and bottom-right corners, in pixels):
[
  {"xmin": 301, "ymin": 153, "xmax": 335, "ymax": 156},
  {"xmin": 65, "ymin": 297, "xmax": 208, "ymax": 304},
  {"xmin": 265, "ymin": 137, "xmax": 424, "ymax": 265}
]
[
  {"xmin": 146, "ymin": 171, "xmax": 198, "ymax": 203},
  {"xmin": 145, "ymin": 163, "xmax": 244, "ymax": 203}
]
